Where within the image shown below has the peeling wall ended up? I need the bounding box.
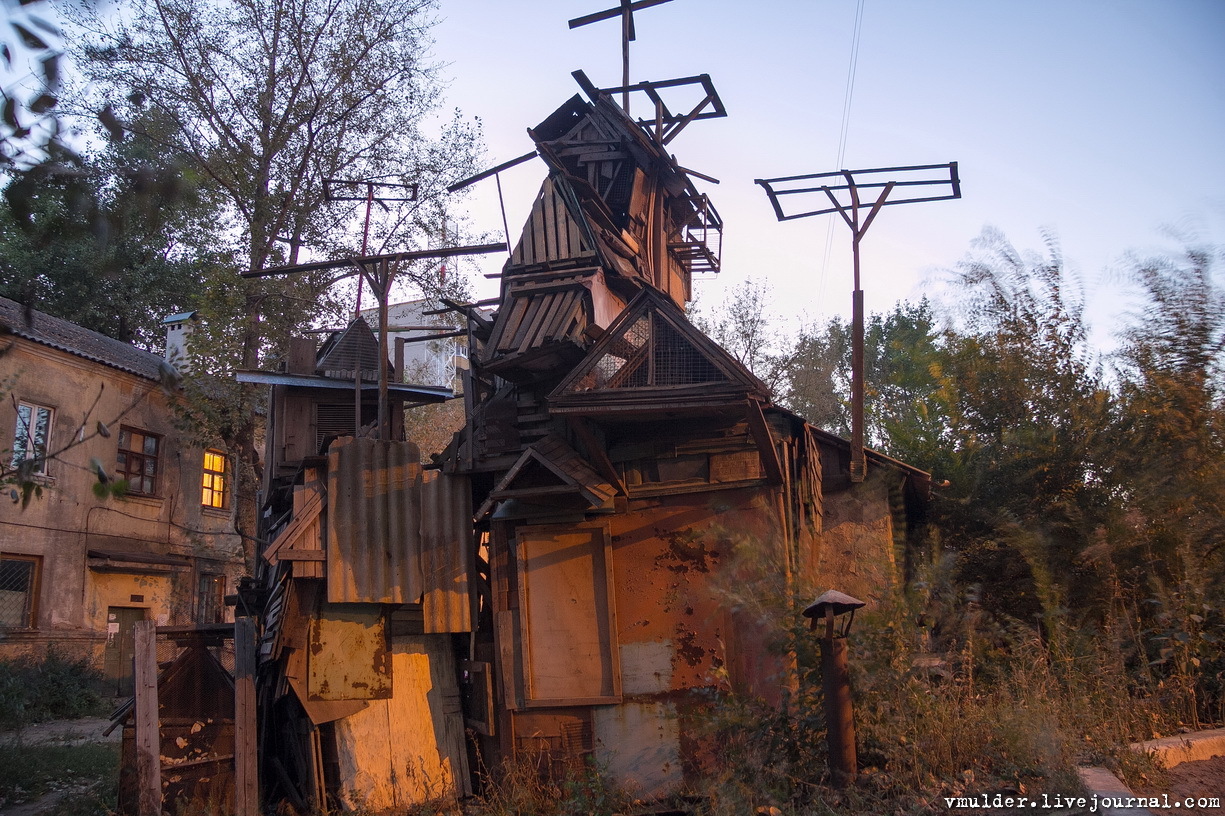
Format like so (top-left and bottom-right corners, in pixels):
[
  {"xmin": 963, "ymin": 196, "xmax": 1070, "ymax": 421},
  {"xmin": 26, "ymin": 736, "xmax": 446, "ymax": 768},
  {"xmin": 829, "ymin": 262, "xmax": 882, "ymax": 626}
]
[
  {"xmin": 0, "ymin": 338, "xmax": 245, "ymax": 664},
  {"xmin": 812, "ymin": 474, "xmax": 899, "ymax": 606}
]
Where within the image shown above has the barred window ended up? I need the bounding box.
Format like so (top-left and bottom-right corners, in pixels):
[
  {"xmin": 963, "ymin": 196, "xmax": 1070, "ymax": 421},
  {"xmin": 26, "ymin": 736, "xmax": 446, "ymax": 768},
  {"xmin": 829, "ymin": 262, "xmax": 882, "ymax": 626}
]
[
  {"xmin": 117, "ymin": 427, "xmax": 160, "ymax": 496},
  {"xmin": 0, "ymin": 555, "xmax": 39, "ymax": 629},
  {"xmin": 11, "ymin": 402, "xmax": 53, "ymax": 475},
  {"xmin": 202, "ymin": 449, "xmax": 228, "ymax": 509}
]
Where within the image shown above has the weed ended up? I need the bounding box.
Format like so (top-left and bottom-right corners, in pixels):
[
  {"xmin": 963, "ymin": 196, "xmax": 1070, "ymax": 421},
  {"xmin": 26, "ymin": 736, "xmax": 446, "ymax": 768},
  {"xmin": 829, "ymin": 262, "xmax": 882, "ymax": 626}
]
[
  {"xmin": 0, "ymin": 648, "xmax": 109, "ymax": 728},
  {"xmin": 0, "ymin": 741, "xmax": 118, "ymax": 809}
]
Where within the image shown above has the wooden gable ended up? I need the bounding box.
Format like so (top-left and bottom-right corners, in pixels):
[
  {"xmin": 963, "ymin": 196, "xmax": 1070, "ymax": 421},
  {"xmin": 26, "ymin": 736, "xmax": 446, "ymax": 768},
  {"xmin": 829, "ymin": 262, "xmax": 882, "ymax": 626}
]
[
  {"xmin": 509, "ymin": 177, "xmax": 598, "ymax": 269},
  {"xmin": 475, "ymin": 435, "xmax": 616, "ymax": 520},
  {"xmin": 315, "ymin": 319, "xmax": 383, "ymax": 380},
  {"xmin": 549, "ymin": 288, "xmax": 769, "ymax": 415}
]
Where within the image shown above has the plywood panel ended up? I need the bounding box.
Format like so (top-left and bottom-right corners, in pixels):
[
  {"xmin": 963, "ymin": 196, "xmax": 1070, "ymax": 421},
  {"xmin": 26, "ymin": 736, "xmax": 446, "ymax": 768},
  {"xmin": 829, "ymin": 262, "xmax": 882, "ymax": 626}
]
[
  {"xmin": 307, "ymin": 603, "xmax": 391, "ymax": 701},
  {"xmin": 516, "ymin": 523, "xmax": 620, "ymax": 705},
  {"xmin": 332, "ymin": 636, "xmax": 469, "ymax": 810}
]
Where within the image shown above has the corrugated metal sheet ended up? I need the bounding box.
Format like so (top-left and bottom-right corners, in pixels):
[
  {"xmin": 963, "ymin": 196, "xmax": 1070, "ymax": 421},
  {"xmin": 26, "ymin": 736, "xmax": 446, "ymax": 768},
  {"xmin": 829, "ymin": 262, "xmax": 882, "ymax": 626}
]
[
  {"xmin": 326, "ymin": 437, "xmax": 423, "ymax": 604},
  {"xmin": 420, "ymin": 471, "xmax": 473, "ymax": 633}
]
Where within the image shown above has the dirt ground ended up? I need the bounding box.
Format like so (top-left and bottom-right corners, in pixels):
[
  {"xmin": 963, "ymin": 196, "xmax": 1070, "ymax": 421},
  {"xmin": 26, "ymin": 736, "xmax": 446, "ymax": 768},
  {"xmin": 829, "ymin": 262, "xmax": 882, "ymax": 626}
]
[
  {"xmin": 0, "ymin": 717, "xmax": 121, "ymax": 748},
  {"xmin": 1140, "ymin": 755, "xmax": 1225, "ymax": 816}
]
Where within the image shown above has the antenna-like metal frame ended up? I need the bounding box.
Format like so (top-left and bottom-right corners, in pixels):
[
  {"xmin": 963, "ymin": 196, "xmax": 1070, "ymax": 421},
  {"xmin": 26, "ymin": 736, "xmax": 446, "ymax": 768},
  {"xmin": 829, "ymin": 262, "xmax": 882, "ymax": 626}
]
[
  {"xmin": 568, "ymin": 0, "xmax": 676, "ymax": 112},
  {"xmin": 756, "ymin": 162, "xmax": 960, "ymax": 482}
]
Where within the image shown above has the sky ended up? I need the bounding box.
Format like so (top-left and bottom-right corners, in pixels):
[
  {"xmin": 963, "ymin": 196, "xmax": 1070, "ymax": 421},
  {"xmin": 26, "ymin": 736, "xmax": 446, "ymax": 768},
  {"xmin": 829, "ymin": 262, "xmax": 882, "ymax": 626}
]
[{"xmin": 430, "ymin": 0, "xmax": 1225, "ymax": 351}]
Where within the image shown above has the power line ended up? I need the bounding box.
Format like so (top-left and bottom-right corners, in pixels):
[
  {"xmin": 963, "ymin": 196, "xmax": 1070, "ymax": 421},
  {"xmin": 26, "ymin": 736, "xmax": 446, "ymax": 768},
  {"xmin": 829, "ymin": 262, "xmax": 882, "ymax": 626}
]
[{"xmin": 818, "ymin": 0, "xmax": 867, "ymax": 312}]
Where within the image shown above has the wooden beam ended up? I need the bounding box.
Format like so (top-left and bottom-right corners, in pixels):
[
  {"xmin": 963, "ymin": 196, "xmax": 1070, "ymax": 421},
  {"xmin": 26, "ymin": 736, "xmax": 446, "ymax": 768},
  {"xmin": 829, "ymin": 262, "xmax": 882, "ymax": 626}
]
[
  {"xmin": 234, "ymin": 617, "xmax": 259, "ymax": 816},
  {"xmin": 135, "ymin": 620, "xmax": 161, "ymax": 816},
  {"xmin": 746, "ymin": 400, "xmax": 785, "ymax": 485},
  {"xmin": 245, "ymin": 242, "xmax": 507, "ymax": 278},
  {"xmin": 567, "ymin": 417, "xmax": 628, "ymax": 496}
]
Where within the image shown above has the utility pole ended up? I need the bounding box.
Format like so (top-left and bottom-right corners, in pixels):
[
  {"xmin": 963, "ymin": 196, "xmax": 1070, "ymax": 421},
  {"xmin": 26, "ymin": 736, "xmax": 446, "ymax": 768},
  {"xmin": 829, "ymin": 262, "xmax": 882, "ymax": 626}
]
[
  {"xmin": 756, "ymin": 162, "xmax": 960, "ymax": 481},
  {"xmin": 324, "ymin": 178, "xmax": 420, "ymax": 434}
]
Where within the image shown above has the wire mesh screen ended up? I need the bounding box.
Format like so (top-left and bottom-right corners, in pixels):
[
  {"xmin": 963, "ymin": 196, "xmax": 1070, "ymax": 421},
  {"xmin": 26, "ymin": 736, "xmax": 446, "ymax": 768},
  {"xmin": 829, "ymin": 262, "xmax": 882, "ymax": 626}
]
[
  {"xmin": 588, "ymin": 315, "xmax": 650, "ymax": 389},
  {"xmin": 0, "ymin": 557, "xmax": 36, "ymax": 628},
  {"xmin": 654, "ymin": 318, "xmax": 725, "ymax": 386}
]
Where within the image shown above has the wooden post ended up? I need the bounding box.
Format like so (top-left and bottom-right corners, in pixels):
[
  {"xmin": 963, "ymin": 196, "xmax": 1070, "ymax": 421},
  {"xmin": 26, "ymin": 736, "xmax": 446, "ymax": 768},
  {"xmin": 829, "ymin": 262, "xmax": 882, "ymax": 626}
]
[
  {"xmin": 234, "ymin": 617, "xmax": 259, "ymax": 816},
  {"xmin": 134, "ymin": 620, "xmax": 161, "ymax": 816}
]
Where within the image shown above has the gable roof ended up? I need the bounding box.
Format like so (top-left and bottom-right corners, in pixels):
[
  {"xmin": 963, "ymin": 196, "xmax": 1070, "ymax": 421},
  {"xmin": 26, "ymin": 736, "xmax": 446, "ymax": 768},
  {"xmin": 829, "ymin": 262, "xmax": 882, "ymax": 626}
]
[
  {"xmin": 549, "ymin": 287, "xmax": 769, "ymax": 414},
  {"xmin": 475, "ymin": 434, "xmax": 616, "ymax": 520},
  {"xmin": 315, "ymin": 318, "xmax": 384, "ymax": 380},
  {"xmin": 0, "ymin": 296, "xmax": 167, "ymax": 381}
]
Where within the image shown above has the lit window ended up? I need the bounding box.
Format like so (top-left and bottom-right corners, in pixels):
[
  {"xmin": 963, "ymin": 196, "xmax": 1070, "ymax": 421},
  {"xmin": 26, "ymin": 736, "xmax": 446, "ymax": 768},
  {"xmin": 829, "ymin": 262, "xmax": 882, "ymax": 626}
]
[
  {"xmin": 0, "ymin": 555, "xmax": 39, "ymax": 629},
  {"xmin": 202, "ymin": 449, "xmax": 228, "ymax": 509},
  {"xmin": 117, "ymin": 427, "xmax": 160, "ymax": 496},
  {"xmin": 11, "ymin": 402, "xmax": 53, "ymax": 475}
]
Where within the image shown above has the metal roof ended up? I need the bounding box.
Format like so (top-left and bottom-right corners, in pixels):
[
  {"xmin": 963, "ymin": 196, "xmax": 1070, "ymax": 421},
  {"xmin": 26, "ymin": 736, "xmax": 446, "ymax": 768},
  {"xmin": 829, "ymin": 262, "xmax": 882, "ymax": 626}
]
[{"xmin": 234, "ymin": 370, "xmax": 453, "ymax": 403}]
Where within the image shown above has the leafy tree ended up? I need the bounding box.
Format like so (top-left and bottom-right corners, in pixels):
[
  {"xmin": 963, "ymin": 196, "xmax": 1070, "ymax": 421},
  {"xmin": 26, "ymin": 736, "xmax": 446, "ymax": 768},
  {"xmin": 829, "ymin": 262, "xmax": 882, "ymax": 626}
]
[
  {"xmin": 933, "ymin": 230, "xmax": 1115, "ymax": 632},
  {"xmin": 780, "ymin": 300, "xmax": 955, "ymax": 467},
  {"xmin": 1, "ymin": 0, "xmax": 63, "ymax": 170},
  {"xmin": 1, "ymin": 109, "xmax": 232, "ymax": 349},
  {"xmin": 68, "ymin": 0, "xmax": 482, "ymax": 565},
  {"xmin": 694, "ymin": 277, "xmax": 786, "ymax": 391}
]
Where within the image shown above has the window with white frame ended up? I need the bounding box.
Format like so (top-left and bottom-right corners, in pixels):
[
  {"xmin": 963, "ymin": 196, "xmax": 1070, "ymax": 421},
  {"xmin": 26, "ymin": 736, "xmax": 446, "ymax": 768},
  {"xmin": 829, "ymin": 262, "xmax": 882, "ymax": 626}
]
[{"xmin": 10, "ymin": 402, "xmax": 53, "ymax": 475}]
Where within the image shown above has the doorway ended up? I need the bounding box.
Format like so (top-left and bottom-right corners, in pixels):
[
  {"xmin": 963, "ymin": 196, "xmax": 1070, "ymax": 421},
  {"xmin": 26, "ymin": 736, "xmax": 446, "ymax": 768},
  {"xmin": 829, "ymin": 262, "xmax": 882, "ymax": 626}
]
[{"xmin": 103, "ymin": 606, "xmax": 146, "ymax": 696}]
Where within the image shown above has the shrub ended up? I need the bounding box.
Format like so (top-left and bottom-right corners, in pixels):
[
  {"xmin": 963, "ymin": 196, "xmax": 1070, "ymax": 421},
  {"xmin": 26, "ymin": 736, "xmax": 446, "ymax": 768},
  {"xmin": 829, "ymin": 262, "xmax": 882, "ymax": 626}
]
[{"xmin": 0, "ymin": 648, "xmax": 108, "ymax": 729}]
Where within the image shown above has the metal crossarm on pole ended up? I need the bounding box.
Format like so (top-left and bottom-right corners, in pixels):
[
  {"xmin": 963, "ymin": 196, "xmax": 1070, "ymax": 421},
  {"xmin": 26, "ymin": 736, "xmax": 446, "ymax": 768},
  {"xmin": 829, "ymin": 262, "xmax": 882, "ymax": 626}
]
[
  {"xmin": 568, "ymin": 0, "xmax": 676, "ymax": 112},
  {"xmin": 755, "ymin": 162, "xmax": 960, "ymax": 482}
]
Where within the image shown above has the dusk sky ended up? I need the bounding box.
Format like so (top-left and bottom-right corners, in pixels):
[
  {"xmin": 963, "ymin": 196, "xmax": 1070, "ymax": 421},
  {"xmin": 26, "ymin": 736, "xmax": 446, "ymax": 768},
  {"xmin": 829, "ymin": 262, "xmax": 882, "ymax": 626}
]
[{"xmin": 432, "ymin": 1, "xmax": 1225, "ymax": 350}]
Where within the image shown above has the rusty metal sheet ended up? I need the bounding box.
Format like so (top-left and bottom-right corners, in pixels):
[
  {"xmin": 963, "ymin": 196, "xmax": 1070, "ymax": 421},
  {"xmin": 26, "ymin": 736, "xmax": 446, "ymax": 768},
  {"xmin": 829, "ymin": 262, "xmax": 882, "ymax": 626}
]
[
  {"xmin": 420, "ymin": 471, "xmax": 473, "ymax": 633},
  {"xmin": 326, "ymin": 437, "xmax": 423, "ymax": 604},
  {"xmin": 308, "ymin": 603, "xmax": 391, "ymax": 701}
]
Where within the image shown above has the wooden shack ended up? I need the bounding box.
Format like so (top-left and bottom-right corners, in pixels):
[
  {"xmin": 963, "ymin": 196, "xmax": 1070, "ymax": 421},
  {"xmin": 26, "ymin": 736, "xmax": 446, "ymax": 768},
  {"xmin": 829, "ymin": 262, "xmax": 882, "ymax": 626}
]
[
  {"xmin": 246, "ymin": 71, "xmax": 931, "ymax": 809},
  {"xmin": 241, "ymin": 322, "xmax": 475, "ymax": 812},
  {"xmin": 437, "ymin": 74, "xmax": 931, "ymax": 797}
]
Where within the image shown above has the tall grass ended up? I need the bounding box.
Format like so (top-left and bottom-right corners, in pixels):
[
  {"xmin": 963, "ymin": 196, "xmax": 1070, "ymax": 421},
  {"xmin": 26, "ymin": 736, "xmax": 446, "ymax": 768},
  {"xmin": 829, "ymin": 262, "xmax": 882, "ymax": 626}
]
[{"xmin": 684, "ymin": 546, "xmax": 1215, "ymax": 816}]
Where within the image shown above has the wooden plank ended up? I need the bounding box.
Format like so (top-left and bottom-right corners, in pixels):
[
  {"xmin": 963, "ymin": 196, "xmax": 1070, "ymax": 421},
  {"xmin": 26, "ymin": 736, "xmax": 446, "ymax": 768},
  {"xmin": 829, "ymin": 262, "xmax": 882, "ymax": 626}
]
[
  {"xmin": 487, "ymin": 294, "xmax": 526, "ymax": 354},
  {"xmin": 278, "ymin": 549, "xmax": 326, "ymax": 561},
  {"xmin": 528, "ymin": 192, "xmax": 548, "ymax": 263},
  {"xmin": 134, "ymin": 620, "xmax": 160, "ymax": 816},
  {"xmin": 263, "ymin": 489, "xmax": 324, "ymax": 563},
  {"xmin": 541, "ymin": 290, "xmax": 578, "ymax": 342},
  {"xmin": 495, "ymin": 610, "xmax": 521, "ymax": 710},
  {"xmin": 234, "ymin": 617, "xmax": 259, "ymax": 816},
  {"xmin": 746, "ymin": 399, "xmax": 785, "ymax": 485},
  {"xmin": 543, "ymin": 181, "xmax": 560, "ymax": 259},
  {"xmin": 519, "ymin": 294, "xmax": 560, "ymax": 353},
  {"xmin": 516, "ymin": 523, "xmax": 621, "ymax": 704},
  {"xmin": 507, "ymin": 296, "xmax": 545, "ymax": 352}
]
